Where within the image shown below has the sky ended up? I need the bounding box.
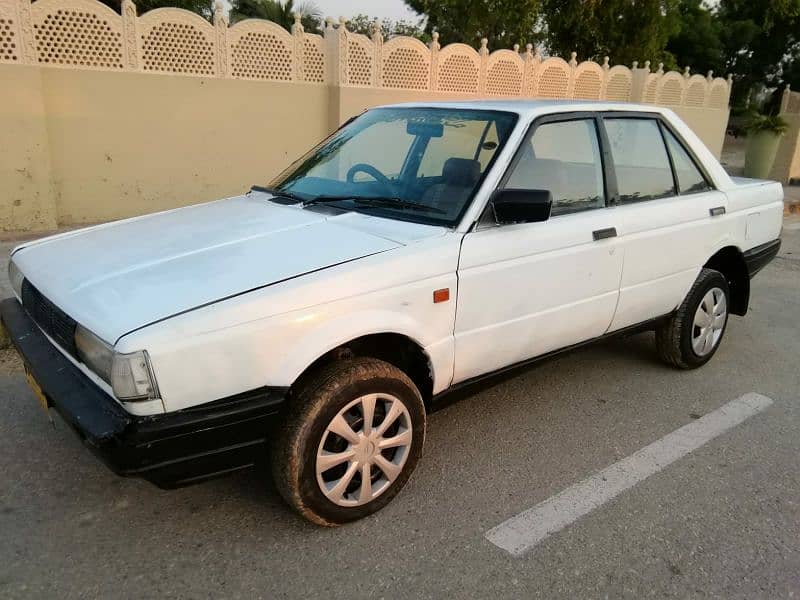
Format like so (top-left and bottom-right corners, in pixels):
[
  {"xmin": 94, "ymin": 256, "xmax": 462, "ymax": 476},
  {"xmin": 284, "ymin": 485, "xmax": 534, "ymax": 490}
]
[{"xmin": 311, "ymin": 0, "xmax": 421, "ymax": 22}]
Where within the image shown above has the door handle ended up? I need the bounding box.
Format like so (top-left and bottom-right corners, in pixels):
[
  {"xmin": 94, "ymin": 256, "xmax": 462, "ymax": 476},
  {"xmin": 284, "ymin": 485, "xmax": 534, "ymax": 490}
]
[
  {"xmin": 592, "ymin": 227, "xmax": 617, "ymax": 241},
  {"xmin": 709, "ymin": 206, "xmax": 726, "ymax": 217}
]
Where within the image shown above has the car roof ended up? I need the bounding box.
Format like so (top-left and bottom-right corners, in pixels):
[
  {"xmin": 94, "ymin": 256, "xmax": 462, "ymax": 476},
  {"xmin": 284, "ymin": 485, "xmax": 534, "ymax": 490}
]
[{"xmin": 378, "ymin": 99, "xmax": 672, "ymax": 119}]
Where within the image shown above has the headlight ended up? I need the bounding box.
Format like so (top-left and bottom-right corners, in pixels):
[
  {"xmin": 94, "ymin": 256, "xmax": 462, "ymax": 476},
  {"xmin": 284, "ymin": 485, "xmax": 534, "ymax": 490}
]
[
  {"xmin": 8, "ymin": 259, "xmax": 24, "ymax": 298},
  {"xmin": 75, "ymin": 325, "xmax": 158, "ymax": 401},
  {"xmin": 75, "ymin": 326, "xmax": 114, "ymax": 383}
]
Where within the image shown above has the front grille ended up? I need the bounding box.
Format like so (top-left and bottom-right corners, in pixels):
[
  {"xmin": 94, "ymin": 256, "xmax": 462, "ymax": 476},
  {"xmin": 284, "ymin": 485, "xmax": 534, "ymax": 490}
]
[{"xmin": 21, "ymin": 279, "xmax": 78, "ymax": 358}]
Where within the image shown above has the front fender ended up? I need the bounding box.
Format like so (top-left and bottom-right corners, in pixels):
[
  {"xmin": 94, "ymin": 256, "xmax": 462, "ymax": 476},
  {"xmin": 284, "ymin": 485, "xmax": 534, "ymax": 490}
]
[
  {"xmin": 124, "ymin": 275, "xmax": 458, "ymax": 412},
  {"xmin": 268, "ymin": 308, "xmax": 439, "ymax": 388}
]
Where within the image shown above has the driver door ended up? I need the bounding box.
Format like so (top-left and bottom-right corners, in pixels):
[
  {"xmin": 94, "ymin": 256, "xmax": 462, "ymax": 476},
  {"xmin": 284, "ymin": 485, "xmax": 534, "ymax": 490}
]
[{"xmin": 453, "ymin": 114, "xmax": 624, "ymax": 383}]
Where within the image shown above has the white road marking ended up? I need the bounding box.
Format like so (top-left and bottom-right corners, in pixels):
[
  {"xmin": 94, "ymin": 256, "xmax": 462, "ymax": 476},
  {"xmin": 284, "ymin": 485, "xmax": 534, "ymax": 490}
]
[{"xmin": 485, "ymin": 393, "xmax": 773, "ymax": 557}]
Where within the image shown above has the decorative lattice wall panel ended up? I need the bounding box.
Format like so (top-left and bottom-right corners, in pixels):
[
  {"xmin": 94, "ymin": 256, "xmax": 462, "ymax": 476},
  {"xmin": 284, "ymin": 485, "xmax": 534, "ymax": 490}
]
[
  {"xmin": 138, "ymin": 8, "xmax": 216, "ymax": 76},
  {"xmin": 656, "ymin": 72, "xmax": 684, "ymax": 106},
  {"xmin": 0, "ymin": 1, "xmax": 734, "ymax": 112},
  {"xmin": 302, "ymin": 32, "xmax": 324, "ymax": 83},
  {"xmin": 228, "ymin": 19, "xmax": 293, "ymax": 81},
  {"xmin": 0, "ymin": 0, "xmax": 21, "ymax": 63},
  {"xmin": 346, "ymin": 33, "xmax": 373, "ymax": 86},
  {"xmin": 0, "ymin": 16, "xmax": 16, "ymax": 62},
  {"xmin": 30, "ymin": 0, "xmax": 122, "ymax": 69},
  {"xmin": 381, "ymin": 37, "xmax": 429, "ymax": 90},
  {"xmin": 534, "ymin": 57, "xmax": 570, "ymax": 99},
  {"xmin": 604, "ymin": 66, "xmax": 632, "ymax": 101},
  {"xmin": 485, "ymin": 49, "xmax": 523, "ymax": 96},
  {"xmin": 684, "ymin": 75, "xmax": 708, "ymax": 107},
  {"xmin": 435, "ymin": 43, "xmax": 479, "ymax": 93},
  {"xmin": 572, "ymin": 61, "xmax": 603, "ymax": 100},
  {"xmin": 708, "ymin": 79, "xmax": 729, "ymax": 109},
  {"xmin": 642, "ymin": 73, "xmax": 659, "ymax": 104}
]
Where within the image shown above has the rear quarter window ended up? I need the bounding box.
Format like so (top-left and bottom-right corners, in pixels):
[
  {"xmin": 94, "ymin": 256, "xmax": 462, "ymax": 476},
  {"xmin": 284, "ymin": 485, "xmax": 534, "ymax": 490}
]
[{"xmin": 662, "ymin": 128, "xmax": 712, "ymax": 194}]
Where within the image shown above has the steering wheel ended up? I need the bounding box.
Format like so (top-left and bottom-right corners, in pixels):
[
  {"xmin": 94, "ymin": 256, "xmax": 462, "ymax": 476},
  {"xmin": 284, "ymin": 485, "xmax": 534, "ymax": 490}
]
[{"xmin": 346, "ymin": 163, "xmax": 391, "ymax": 186}]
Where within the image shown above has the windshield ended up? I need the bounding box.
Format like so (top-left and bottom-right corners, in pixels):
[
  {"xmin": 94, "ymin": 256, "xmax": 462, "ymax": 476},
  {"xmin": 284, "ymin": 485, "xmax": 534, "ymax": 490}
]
[{"xmin": 268, "ymin": 107, "xmax": 518, "ymax": 226}]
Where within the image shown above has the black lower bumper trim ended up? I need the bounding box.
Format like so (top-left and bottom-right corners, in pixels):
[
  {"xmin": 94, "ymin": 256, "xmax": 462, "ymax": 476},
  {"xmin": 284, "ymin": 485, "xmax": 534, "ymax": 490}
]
[
  {"xmin": 743, "ymin": 239, "xmax": 781, "ymax": 278},
  {"xmin": 1, "ymin": 297, "xmax": 287, "ymax": 488}
]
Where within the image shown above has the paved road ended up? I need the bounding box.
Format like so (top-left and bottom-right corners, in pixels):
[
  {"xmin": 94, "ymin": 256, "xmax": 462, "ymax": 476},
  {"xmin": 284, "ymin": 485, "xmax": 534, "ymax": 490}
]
[{"xmin": 1, "ymin": 227, "xmax": 799, "ymax": 599}]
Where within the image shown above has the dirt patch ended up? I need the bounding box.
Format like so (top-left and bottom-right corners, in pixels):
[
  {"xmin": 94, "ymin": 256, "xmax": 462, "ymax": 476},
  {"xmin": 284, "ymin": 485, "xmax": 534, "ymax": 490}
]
[{"xmin": 0, "ymin": 348, "xmax": 23, "ymax": 375}]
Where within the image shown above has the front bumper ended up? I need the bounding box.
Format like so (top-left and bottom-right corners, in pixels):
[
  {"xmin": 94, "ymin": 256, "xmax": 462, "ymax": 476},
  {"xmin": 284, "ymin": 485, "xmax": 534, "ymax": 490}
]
[{"xmin": 1, "ymin": 297, "xmax": 287, "ymax": 488}]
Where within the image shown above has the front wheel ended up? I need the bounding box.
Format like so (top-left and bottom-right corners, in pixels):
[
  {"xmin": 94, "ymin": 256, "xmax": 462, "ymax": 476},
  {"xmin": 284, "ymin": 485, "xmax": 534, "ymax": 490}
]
[
  {"xmin": 656, "ymin": 268, "xmax": 730, "ymax": 369},
  {"xmin": 271, "ymin": 358, "xmax": 426, "ymax": 526}
]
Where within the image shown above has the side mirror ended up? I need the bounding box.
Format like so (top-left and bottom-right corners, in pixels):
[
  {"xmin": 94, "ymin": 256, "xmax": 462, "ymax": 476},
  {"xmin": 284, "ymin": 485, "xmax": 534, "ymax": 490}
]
[{"xmin": 491, "ymin": 189, "xmax": 552, "ymax": 224}]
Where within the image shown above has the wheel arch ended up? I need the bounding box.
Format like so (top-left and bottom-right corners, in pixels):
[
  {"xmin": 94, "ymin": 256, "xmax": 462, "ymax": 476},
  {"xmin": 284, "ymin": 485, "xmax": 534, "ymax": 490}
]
[
  {"xmin": 287, "ymin": 332, "xmax": 436, "ymax": 408},
  {"xmin": 704, "ymin": 245, "xmax": 749, "ymax": 316}
]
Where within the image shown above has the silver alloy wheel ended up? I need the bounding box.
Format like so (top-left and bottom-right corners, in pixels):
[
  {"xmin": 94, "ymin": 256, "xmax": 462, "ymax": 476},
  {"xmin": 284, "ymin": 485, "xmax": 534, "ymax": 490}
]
[
  {"xmin": 316, "ymin": 393, "xmax": 413, "ymax": 507},
  {"xmin": 691, "ymin": 286, "xmax": 727, "ymax": 356}
]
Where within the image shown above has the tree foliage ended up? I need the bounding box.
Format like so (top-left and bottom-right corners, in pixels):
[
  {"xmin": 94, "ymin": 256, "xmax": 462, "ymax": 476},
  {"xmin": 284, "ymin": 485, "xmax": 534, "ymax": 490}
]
[
  {"xmin": 99, "ymin": 0, "xmax": 214, "ymax": 20},
  {"xmin": 403, "ymin": 0, "xmax": 541, "ymax": 49},
  {"xmin": 229, "ymin": 0, "xmax": 322, "ymax": 33},
  {"xmin": 665, "ymin": 0, "xmax": 726, "ymax": 76},
  {"xmin": 346, "ymin": 14, "xmax": 429, "ymax": 42},
  {"xmin": 542, "ymin": 0, "xmax": 680, "ymax": 67},
  {"xmin": 715, "ymin": 0, "xmax": 800, "ymax": 101},
  {"xmin": 665, "ymin": 0, "xmax": 800, "ymax": 105}
]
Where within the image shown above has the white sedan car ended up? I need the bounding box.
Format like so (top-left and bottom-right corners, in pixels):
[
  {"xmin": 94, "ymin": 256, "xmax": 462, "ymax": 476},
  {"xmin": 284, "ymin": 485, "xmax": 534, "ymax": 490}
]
[{"xmin": 2, "ymin": 100, "xmax": 783, "ymax": 525}]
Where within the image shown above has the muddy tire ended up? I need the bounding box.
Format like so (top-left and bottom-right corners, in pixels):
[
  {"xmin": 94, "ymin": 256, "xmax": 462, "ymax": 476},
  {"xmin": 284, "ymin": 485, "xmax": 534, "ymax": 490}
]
[{"xmin": 271, "ymin": 358, "xmax": 426, "ymax": 526}]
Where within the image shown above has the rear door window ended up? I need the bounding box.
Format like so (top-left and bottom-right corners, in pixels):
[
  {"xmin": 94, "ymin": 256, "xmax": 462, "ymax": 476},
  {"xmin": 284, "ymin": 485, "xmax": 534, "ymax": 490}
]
[{"xmin": 604, "ymin": 118, "xmax": 675, "ymax": 203}]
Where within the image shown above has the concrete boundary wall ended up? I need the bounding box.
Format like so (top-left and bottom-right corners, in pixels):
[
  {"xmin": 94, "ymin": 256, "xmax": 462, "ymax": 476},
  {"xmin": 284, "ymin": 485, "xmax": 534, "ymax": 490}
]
[
  {"xmin": 0, "ymin": 0, "xmax": 733, "ymax": 231},
  {"xmin": 772, "ymin": 88, "xmax": 800, "ymax": 184}
]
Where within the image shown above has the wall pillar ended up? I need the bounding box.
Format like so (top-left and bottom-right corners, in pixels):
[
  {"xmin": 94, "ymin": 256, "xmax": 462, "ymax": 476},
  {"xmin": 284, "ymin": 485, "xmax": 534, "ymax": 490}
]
[
  {"xmin": 213, "ymin": 1, "xmax": 228, "ymax": 78},
  {"xmin": 121, "ymin": 0, "xmax": 138, "ymax": 71}
]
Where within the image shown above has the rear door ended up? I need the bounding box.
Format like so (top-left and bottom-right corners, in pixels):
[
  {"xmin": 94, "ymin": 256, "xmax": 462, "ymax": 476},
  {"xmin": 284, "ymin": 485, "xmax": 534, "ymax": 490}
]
[
  {"xmin": 601, "ymin": 114, "xmax": 729, "ymax": 331},
  {"xmin": 453, "ymin": 113, "xmax": 623, "ymax": 383}
]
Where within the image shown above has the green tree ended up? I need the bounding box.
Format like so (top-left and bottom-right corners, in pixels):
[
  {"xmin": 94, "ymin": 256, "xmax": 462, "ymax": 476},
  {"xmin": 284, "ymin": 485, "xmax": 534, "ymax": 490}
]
[
  {"xmin": 715, "ymin": 0, "xmax": 800, "ymax": 104},
  {"xmin": 229, "ymin": 0, "xmax": 322, "ymax": 33},
  {"xmin": 99, "ymin": 0, "xmax": 214, "ymax": 20},
  {"xmin": 346, "ymin": 14, "xmax": 429, "ymax": 42},
  {"xmin": 781, "ymin": 51, "xmax": 800, "ymax": 91},
  {"xmin": 543, "ymin": 0, "xmax": 681, "ymax": 66},
  {"xmin": 666, "ymin": 0, "xmax": 726, "ymax": 77},
  {"xmin": 403, "ymin": 0, "xmax": 541, "ymax": 49}
]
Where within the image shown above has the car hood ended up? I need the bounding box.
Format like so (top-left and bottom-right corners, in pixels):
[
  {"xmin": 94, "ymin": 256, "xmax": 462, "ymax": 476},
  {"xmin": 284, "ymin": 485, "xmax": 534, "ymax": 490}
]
[{"xmin": 13, "ymin": 193, "xmax": 443, "ymax": 343}]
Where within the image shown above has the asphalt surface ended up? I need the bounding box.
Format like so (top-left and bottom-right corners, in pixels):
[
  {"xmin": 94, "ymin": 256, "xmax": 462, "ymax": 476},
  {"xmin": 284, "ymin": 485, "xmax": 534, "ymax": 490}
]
[{"xmin": 1, "ymin": 225, "xmax": 799, "ymax": 599}]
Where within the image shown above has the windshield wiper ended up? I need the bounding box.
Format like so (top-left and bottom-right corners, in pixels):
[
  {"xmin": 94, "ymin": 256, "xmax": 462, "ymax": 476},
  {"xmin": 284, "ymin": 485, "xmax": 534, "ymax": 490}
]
[
  {"xmin": 303, "ymin": 195, "xmax": 446, "ymax": 215},
  {"xmin": 250, "ymin": 185, "xmax": 305, "ymax": 204}
]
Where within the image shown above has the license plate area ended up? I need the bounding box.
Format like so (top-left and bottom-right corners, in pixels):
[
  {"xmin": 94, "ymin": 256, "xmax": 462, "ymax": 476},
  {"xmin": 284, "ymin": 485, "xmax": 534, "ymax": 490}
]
[{"xmin": 25, "ymin": 367, "xmax": 50, "ymax": 413}]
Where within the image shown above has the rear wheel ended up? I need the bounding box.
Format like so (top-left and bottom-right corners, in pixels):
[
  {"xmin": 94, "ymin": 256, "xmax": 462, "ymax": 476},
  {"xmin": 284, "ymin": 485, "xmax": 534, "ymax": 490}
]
[
  {"xmin": 656, "ymin": 268, "xmax": 730, "ymax": 369},
  {"xmin": 271, "ymin": 358, "xmax": 425, "ymax": 526}
]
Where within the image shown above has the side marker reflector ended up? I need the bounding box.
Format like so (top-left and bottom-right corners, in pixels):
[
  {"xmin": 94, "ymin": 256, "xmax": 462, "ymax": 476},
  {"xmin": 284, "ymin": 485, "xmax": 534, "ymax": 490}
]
[{"xmin": 433, "ymin": 288, "xmax": 450, "ymax": 303}]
